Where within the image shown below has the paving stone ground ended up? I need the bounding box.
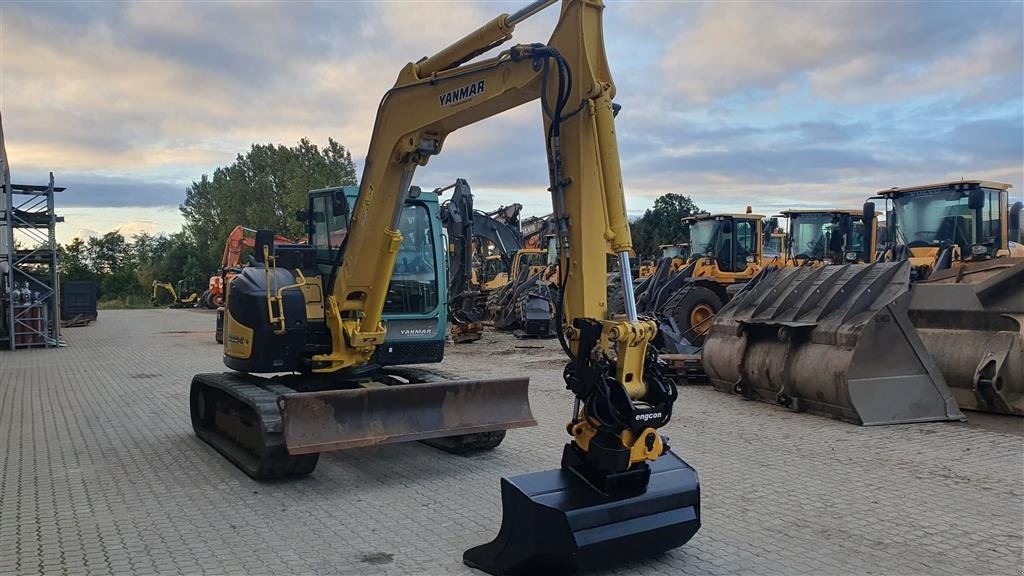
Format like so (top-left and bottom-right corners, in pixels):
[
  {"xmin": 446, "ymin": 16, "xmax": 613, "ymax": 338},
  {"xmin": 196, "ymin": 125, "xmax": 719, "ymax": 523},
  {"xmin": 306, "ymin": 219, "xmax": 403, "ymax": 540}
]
[{"xmin": 1, "ymin": 309, "xmax": 1022, "ymax": 575}]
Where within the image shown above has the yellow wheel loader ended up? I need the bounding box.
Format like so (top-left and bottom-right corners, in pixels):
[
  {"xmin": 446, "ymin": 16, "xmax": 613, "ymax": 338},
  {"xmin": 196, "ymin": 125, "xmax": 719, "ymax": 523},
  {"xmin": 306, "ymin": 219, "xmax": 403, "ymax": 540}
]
[
  {"xmin": 191, "ymin": 1, "xmax": 700, "ymax": 573},
  {"xmin": 704, "ymin": 179, "xmax": 1023, "ymax": 423},
  {"xmin": 876, "ymin": 181, "xmax": 1024, "ymax": 416},
  {"xmin": 630, "ymin": 211, "xmax": 766, "ymax": 346}
]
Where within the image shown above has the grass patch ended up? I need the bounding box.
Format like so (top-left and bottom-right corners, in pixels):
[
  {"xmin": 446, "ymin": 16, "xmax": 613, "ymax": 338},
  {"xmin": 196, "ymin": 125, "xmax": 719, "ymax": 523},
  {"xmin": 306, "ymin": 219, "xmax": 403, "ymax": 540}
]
[{"xmin": 97, "ymin": 295, "xmax": 154, "ymax": 310}]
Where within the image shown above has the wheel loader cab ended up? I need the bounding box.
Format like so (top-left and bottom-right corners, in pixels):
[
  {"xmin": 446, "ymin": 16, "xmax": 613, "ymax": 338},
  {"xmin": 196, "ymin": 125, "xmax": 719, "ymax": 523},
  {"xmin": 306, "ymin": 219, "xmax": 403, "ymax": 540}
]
[
  {"xmin": 875, "ymin": 180, "xmax": 1022, "ymax": 279},
  {"xmin": 780, "ymin": 210, "xmax": 877, "ymax": 267},
  {"xmin": 684, "ymin": 213, "xmax": 764, "ymax": 281}
]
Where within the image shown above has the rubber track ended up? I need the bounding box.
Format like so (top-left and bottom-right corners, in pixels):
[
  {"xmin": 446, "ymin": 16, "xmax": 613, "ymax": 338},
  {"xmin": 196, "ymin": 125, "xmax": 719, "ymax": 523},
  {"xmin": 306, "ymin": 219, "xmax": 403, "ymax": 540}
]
[{"xmin": 191, "ymin": 372, "xmax": 319, "ymax": 480}]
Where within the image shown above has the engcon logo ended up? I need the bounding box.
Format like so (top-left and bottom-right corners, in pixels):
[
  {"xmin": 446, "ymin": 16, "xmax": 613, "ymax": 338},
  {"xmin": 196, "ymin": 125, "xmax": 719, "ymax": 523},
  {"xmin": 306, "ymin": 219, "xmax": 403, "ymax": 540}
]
[
  {"xmin": 439, "ymin": 80, "xmax": 485, "ymax": 107},
  {"xmin": 227, "ymin": 335, "xmax": 249, "ymax": 345},
  {"xmin": 635, "ymin": 412, "xmax": 663, "ymax": 422}
]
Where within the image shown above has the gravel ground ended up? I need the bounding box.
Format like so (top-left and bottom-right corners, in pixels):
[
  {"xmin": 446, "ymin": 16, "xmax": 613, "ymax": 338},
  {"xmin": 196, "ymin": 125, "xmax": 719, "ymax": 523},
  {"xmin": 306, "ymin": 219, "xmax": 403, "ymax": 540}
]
[{"xmin": 1, "ymin": 308, "xmax": 1021, "ymax": 575}]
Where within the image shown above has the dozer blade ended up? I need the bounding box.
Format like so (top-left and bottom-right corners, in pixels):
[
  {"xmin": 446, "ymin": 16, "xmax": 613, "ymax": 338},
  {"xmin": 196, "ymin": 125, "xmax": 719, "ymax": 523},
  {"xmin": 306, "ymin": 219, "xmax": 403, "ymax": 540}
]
[
  {"xmin": 703, "ymin": 262, "xmax": 964, "ymax": 425},
  {"xmin": 909, "ymin": 258, "xmax": 1024, "ymax": 416},
  {"xmin": 280, "ymin": 377, "xmax": 535, "ymax": 454},
  {"xmin": 463, "ymin": 449, "xmax": 700, "ymax": 575}
]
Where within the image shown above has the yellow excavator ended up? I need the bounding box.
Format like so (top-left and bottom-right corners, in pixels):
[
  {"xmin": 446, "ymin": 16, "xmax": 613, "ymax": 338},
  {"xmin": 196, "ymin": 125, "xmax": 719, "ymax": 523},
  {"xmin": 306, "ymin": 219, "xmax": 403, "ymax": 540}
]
[
  {"xmin": 151, "ymin": 280, "xmax": 200, "ymax": 308},
  {"xmin": 705, "ymin": 179, "xmax": 1023, "ymax": 423},
  {"xmin": 191, "ymin": 1, "xmax": 699, "ymax": 573}
]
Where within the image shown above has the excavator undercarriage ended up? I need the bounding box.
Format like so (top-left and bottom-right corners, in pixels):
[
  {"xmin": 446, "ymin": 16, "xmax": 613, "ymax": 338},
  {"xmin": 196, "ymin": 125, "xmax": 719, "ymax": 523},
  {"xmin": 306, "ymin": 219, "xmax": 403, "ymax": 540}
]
[{"xmin": 191, "ymin": 368, "xmax": 531, "ymax": 478}]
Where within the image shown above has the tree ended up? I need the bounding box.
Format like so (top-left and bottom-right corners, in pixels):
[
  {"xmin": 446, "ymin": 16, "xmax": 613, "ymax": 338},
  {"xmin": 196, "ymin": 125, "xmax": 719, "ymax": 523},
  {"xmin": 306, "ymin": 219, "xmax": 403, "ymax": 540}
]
[
  {"xmin": 58, "ymin": 238, "xmax": 96, "ymax": 283},
  {"xmin": 629, "ymin": 193, "xmax": 701, "ymax": 258},
  {"xmin": 180, "ymin": 138, "xmax": 357, "ymax": 271}
]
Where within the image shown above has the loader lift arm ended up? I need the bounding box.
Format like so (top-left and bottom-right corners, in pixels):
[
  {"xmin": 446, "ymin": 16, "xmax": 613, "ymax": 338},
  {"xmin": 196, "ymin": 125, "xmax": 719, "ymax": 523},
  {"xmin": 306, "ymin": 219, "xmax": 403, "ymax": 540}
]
[{"xmin": 305, "ymin": 0, "xmax": 696, "ymax": 571}]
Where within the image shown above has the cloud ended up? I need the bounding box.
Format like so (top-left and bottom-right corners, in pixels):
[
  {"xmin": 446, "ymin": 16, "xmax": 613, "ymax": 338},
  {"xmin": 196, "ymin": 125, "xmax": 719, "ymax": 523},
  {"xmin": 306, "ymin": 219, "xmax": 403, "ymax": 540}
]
[
  {"xmin": 26, "ymin": 173, "xmax": 185, "ymax": 208},
  {"xmin": 661, "ymin": 2, "xmax": 1022, "ymax": 105},
  {"xmin": 114, "ymin": 220, "xmax": 162, "ymax": 238},
  {"xmin": 70, "ymin": 229, "xmax": 98, "ymax": 242},
  {"xmin": 1, "ymin": 0, "xmax": 1021, "ymax": 233}
]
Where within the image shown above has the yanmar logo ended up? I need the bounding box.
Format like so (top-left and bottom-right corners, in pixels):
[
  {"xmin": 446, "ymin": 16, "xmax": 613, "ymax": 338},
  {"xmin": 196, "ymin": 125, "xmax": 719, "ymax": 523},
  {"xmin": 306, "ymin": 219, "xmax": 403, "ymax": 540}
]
[
  {"xmin": 400, "ymin": 328, "xmax": 433, "ymax": 336},
  {"xmin": 635, "ymin": 412, "xmax": 663, "ymax": 422},
  {"xmin": 439, "ymin": 80, "xmax": 485, "ymax": 107}
]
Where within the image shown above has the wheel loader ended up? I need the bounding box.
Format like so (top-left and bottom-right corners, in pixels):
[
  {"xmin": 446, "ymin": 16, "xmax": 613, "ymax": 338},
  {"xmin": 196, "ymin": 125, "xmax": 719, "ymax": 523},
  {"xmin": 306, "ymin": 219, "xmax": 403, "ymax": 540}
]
[
  {"xmin": 193, "ymin": 1, "xmax": 700, "ymax": 573},
  {"xmin": 704, "ymin": 179, "xmax": 1023, "ymax": 423},
  {"xmin": 627, "ymin": 211, "xmax": 766, "ymax": 346}
]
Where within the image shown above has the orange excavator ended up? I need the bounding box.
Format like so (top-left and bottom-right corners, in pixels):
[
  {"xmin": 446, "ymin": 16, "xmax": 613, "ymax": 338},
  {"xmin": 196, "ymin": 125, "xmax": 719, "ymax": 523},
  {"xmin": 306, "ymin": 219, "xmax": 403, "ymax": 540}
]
[{"xmin": 205, "ymin": 226, "xmax": 296, "ymax": 309}]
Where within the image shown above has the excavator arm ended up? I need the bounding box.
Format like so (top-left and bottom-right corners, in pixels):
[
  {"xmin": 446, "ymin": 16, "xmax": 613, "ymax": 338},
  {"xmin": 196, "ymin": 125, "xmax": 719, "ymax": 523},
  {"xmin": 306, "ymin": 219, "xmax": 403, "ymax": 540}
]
[{"xmin": 315, "ymin": 0, "xmax": 672, "ymax": 472}]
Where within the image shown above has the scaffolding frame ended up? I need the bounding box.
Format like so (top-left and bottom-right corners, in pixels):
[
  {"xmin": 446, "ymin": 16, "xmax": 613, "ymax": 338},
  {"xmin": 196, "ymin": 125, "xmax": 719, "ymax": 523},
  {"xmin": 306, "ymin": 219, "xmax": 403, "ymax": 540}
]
[{"xmin": 1, "ymin": 169, "xmax": 65, "ymax": 350}]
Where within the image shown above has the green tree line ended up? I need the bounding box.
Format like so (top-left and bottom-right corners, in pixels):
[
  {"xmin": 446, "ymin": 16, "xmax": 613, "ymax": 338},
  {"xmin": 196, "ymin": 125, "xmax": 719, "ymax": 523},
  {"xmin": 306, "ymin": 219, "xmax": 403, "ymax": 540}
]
[
  {"xmin": 58, "ymin": 138, "xmax": 357, "ymax": 304},
  {"xmin": 57, "ymin": 135, "xmax": 699, "ymax": 304}
]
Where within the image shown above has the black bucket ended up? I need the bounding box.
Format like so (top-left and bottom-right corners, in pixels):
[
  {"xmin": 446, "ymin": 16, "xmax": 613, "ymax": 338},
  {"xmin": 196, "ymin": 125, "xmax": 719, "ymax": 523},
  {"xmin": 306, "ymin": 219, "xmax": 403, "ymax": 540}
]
[{"xmin": 463, "ymin": 449, "xmax": 700, "ymax": 575}]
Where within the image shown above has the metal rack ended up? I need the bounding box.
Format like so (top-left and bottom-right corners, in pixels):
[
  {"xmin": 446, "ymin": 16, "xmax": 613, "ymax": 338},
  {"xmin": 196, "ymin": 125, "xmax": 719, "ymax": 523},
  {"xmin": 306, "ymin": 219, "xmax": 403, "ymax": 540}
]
[{"xmin": 1, "ymin": 169, "xmax": 65, "ymax": 350}]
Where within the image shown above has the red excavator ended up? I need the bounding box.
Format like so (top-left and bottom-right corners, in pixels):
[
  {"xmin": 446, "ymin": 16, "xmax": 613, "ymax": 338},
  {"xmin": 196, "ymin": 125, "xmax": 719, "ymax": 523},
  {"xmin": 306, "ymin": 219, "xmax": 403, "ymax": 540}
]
[{"xmin": 204, "ymin": 225, "xmax": 296, "ymax": 309}]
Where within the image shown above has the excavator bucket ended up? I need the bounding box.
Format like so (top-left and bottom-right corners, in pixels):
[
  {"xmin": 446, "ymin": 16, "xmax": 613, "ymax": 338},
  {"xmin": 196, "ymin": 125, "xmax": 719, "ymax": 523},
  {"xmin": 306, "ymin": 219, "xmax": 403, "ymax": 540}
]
[
  {"xmin": 908, "ymin": 258, "xmax": 1024, "ymax": 416},
  {"xmin": 280, "ymin": 377, "xmax": 536, "ymax": 454},
  {"xmin": 463, "ymin": 449, "xmax": 700, "ymax": 575},
  {"xmin": 703, "ymin": 262, "xmax": 964, "ymax": 425}
]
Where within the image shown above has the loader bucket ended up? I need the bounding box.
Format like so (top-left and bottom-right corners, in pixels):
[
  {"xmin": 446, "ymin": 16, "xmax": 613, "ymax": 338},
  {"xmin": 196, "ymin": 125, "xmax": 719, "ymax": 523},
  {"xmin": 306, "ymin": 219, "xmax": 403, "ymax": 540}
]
[
  {"xmin": 703, "ymin": 262, "xmax": 964, "ymax": 425},
  {"xmin": 463, "ymin": 449, "xmax": 700, "ymax": 575},
  {"xmin": 280, "ymin": 377, "xmax": 535, "ymax": 454},
  {"xmin": 909, "ymin": 258, "xmax": 1024, "ymax": 416}
]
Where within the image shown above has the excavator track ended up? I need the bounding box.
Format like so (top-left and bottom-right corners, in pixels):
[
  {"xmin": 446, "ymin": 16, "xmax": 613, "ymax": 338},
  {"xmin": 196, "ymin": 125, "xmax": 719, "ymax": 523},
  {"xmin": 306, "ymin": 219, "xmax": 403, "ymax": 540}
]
[
  {"xmin": 190, "ymin": 372, "xmax": 320, "ymax": 479},
  {"xmin": 191, "ymin": 366, "xmax": 515, "ymax": 480}
]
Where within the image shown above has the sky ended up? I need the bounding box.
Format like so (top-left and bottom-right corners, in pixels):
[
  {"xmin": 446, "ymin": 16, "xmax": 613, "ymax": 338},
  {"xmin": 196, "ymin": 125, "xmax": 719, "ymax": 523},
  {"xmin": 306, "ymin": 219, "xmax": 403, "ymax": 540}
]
[{"xmin": 2, "ymin": 0, "xmax": 1022, "ymax": 244}]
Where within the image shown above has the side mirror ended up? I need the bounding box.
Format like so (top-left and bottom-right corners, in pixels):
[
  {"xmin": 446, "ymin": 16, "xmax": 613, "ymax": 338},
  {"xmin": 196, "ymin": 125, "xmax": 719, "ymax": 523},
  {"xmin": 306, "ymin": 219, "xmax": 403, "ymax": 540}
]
[
  {"xmin": 254, "ymin": 229, "xmax": 276, "ymax": 263},
  {"xmin": 863, "ymin": 201, "xmax": 876, "ymax": 225},
  {"xmin": 1009, "ymin": 201, "xmax": 1023, "ymax": 243},
  {"xmin": 828, "ymin": 229, "xmax": 844, "ymax": 252},
  {"xmin": 295, "ymin": 210, "xmax": 308, "ymax": 223},
  {"xmin": 332, "ymin": 190, "xmax": 350, "ymax": 215},
  {"xmin": 968, "ymin": 188, "xmax": 985, "ymax": 210}
]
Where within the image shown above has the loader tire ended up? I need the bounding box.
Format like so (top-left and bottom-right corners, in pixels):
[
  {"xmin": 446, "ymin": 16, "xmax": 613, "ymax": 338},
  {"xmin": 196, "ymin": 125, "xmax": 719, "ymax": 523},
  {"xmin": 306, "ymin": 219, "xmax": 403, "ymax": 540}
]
[{"xmin": 664, "ymin": 284, "xmax": 723, "ymax": 347}]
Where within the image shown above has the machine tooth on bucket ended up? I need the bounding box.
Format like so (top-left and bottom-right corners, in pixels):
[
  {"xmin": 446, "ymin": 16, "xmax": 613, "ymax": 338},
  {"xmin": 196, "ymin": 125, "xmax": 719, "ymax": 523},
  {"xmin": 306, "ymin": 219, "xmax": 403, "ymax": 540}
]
[{"xmin": 703, "ymin": 261, "xmax": 964, "ymax": 425}]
